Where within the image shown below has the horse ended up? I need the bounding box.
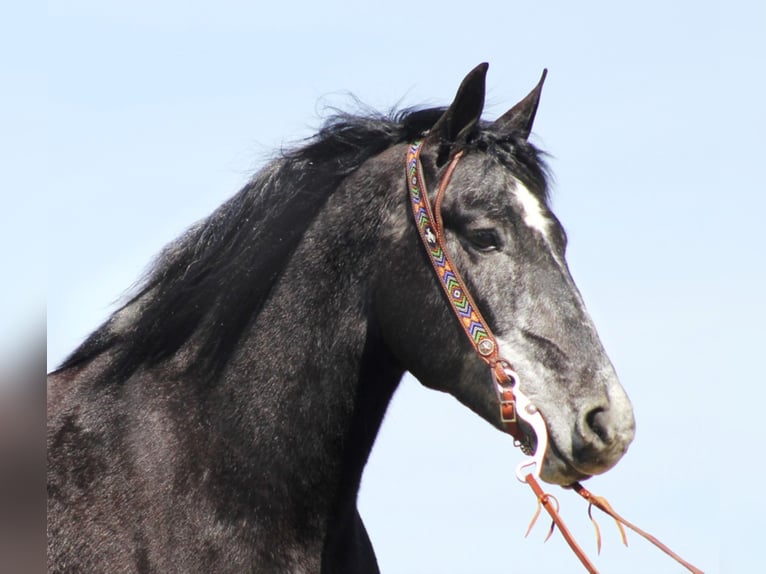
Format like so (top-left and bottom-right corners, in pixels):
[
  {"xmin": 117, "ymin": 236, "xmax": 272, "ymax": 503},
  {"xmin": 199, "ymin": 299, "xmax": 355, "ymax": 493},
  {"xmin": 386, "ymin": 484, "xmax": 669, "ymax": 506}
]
[{"xmin": 47, "ymin": 63, "xmax": 635, "ymax": 573}]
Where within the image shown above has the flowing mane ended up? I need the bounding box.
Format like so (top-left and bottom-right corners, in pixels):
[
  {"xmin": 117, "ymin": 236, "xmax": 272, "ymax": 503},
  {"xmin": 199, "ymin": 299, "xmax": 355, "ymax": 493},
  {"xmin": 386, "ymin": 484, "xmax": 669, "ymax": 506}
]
[{"xmin": 56, "ymin": 107, "xmax": 549, "ymax": 383}]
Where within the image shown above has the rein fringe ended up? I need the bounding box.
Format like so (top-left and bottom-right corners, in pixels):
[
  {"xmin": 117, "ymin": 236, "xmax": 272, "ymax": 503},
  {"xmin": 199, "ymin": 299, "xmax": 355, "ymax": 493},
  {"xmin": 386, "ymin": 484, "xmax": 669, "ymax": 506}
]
[
  {"xmin": 522, "ymin": 475, "xmax": 704, "ymax": 574},
  {"xmin": 571, "ymin": 482, "xmax": 704, "ymax": 574}
]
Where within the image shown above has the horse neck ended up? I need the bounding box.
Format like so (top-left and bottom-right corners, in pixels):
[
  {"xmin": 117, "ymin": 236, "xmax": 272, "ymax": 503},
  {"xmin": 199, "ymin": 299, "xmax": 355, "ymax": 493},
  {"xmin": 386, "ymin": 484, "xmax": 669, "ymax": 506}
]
[{"xmin": 205, "ymin": 158, "xmax": 405, "ymax": 533}]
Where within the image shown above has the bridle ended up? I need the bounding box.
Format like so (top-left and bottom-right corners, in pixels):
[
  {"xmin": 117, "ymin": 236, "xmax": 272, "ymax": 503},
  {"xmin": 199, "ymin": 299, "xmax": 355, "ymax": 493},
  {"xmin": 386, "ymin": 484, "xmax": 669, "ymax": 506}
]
[
  {"xmin": 406, "ymin": 140, "xmax": 546, "ymax": 467},
  {"xmin": 405, "ymin": 139, "xmax": 704, "ymax": 574}
]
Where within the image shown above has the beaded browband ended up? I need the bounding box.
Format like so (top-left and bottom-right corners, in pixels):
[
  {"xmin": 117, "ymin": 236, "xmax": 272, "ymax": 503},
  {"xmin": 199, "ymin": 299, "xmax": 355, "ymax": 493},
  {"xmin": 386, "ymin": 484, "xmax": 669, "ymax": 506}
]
[{"xmin": 406, "ymin": 140, "xmax": 546, "ymax": 457}]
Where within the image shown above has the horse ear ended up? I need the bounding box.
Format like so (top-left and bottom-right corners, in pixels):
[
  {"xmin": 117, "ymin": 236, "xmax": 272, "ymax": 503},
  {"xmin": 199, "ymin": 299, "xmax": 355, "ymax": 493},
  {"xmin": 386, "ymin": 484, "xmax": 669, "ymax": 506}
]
[
  {"xmin": 427, "ymin": 62, "xmax": 489, "ymax": 147},
  {"xmin": 493, "ymin": 69, "xmax": 547, "ymax": 139}
]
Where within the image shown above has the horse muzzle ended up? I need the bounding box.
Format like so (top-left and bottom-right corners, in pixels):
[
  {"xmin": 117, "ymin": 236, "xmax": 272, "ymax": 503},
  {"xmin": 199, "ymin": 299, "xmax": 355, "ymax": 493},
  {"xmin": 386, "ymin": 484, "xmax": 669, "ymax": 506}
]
[{"xmin": 538, "ymin": 389, "xmax": 636, "ymax": 485}]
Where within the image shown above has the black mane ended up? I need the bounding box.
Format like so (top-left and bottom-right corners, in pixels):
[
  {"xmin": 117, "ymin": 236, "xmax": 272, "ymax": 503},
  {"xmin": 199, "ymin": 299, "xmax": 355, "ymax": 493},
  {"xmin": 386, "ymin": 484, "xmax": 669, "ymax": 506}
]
[{"xmin": 56, "ymin": 107, "xmax": 548, "ymax": 382}]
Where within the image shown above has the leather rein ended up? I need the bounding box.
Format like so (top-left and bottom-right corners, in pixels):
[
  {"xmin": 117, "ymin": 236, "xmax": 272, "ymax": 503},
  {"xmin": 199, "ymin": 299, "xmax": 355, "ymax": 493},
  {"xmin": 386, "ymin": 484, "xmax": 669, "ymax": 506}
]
[{"xmin": 405, "ymin": 140, "xmax": 703, "ymax": 574}]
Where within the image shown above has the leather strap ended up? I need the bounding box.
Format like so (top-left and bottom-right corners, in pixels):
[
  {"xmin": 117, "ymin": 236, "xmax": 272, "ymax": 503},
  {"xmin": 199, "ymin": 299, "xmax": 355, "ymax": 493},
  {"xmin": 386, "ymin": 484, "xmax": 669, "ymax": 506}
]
[
  {"xmin": 526, "ymin": 474, "xmax": 599, "ymax": 573},
  {"xmin": 406, "ymin": 141, "xmax": 520, "ymax": 439}
]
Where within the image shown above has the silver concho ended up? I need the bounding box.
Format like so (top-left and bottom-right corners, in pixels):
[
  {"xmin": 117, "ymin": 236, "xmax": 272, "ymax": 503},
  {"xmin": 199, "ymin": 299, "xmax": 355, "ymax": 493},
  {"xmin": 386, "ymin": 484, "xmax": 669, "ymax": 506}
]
[{"xmin": 478, "ymin": 338, "xmax": 495, "ymax": 356}]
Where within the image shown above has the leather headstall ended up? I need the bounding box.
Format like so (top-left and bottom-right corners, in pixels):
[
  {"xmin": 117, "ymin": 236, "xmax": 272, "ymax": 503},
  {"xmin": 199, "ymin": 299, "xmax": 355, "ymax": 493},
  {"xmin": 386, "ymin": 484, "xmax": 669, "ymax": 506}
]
[{"xmin": 405, "ymin": 140, "xmax": 523, "ymax": 441}]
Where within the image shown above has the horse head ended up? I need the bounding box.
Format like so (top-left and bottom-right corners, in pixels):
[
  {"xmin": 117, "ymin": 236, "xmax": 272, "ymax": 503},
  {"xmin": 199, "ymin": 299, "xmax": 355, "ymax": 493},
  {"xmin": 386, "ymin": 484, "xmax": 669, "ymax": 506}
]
[{"xmin": 375, "ymin": 64, "xmax": 635, "ymax": 485}]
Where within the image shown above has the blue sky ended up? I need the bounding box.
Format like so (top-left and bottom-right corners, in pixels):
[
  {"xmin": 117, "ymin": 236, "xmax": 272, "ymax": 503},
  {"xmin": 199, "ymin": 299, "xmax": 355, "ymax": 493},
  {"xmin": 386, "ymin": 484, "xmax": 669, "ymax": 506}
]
[{"xmin": 25, "ymin": 0, "xmax": 766, "ymax": 571}]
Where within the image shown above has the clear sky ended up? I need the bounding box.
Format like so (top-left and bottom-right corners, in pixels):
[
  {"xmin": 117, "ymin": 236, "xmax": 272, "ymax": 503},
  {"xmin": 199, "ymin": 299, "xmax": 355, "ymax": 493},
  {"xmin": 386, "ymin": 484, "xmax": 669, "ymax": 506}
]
[{"xmin": 26, "ymin": 0, "xmax": 765, "ymax": 571}]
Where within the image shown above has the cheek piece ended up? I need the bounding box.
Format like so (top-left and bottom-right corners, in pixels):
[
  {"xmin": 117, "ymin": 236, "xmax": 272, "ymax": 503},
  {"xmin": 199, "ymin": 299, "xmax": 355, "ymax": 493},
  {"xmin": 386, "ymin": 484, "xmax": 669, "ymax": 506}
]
[{"xmin": 406, "ymin": 140, "xmax": 702, "ymax": 574}]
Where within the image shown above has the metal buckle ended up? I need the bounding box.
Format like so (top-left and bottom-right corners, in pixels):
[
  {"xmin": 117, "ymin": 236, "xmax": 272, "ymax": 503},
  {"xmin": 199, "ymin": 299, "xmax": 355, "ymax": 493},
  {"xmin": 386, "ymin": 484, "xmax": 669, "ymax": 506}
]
[{"xmin": 500, "ymin": 399, "xmax": 517, "ymax": 423}]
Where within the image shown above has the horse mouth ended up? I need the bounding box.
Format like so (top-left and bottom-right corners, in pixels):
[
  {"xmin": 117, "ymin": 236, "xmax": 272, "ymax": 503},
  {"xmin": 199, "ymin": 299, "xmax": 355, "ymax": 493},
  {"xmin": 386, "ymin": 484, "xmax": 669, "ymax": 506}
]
[
  {"xmin": 518, "ymin": 419, "xmax": 593, "ymax": 485},
  {"xmin": 543, "ymin": 437, "xmax": 593, "ymax": 485}
]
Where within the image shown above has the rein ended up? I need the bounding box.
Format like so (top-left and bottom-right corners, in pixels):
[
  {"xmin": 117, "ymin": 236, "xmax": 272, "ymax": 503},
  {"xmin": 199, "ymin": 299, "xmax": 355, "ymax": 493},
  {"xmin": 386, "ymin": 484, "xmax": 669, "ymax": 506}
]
[{"xmin": 405, "ymin": 140, "xmax": 703, "ymax": 574}]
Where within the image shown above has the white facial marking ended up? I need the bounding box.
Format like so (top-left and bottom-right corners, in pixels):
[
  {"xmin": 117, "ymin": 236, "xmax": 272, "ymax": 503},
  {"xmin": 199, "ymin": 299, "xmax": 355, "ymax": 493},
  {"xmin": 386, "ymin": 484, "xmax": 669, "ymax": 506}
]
[
  {"xmin": 512, "ymin": 179, "xmax": 568, "ymax": 269},
  {"xmin": 513, "ymin": 179, "xmax": 551, "ymax": 239}
]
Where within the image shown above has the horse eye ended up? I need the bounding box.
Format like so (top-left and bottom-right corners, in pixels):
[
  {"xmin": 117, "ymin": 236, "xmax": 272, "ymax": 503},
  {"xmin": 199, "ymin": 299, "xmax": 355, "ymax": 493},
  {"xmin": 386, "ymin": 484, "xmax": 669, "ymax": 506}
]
[{"xmin": 467, "ymin": 229, "xmax": 501, "ymax": 252}]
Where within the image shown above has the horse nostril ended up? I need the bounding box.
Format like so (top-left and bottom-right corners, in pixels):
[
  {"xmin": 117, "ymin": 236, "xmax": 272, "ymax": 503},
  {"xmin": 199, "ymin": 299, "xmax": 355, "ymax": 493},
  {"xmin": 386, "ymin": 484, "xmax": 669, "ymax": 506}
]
[
  {"xmin": 573, "ymin": 400, "xmax": 635, "ymax": 475},
  {"xmin": 586, "ymin": 407, "xmax": 610, "ymax": 444}
]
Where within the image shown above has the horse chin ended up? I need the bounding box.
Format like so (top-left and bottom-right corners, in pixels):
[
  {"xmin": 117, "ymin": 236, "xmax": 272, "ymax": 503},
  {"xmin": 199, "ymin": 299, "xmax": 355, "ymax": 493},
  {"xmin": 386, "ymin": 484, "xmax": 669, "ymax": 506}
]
[
  {"xmin": 535, "ymin": 434, "xmax": 593, "ymax": 486},
  {"xmin": 539, "ymin": 451, "xmax": 592, "ymax": 486}
]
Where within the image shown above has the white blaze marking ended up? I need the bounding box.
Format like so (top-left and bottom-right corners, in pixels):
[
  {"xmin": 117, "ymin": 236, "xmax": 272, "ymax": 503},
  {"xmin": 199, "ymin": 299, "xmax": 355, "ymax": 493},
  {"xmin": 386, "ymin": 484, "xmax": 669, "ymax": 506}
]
[
  {"xmin": 513, "ymin": 179, "xmax": 551, "ymax": 239},
  {"xmin": 512, "ymin": 178, "xmax": 567, "ymax": 270}
]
